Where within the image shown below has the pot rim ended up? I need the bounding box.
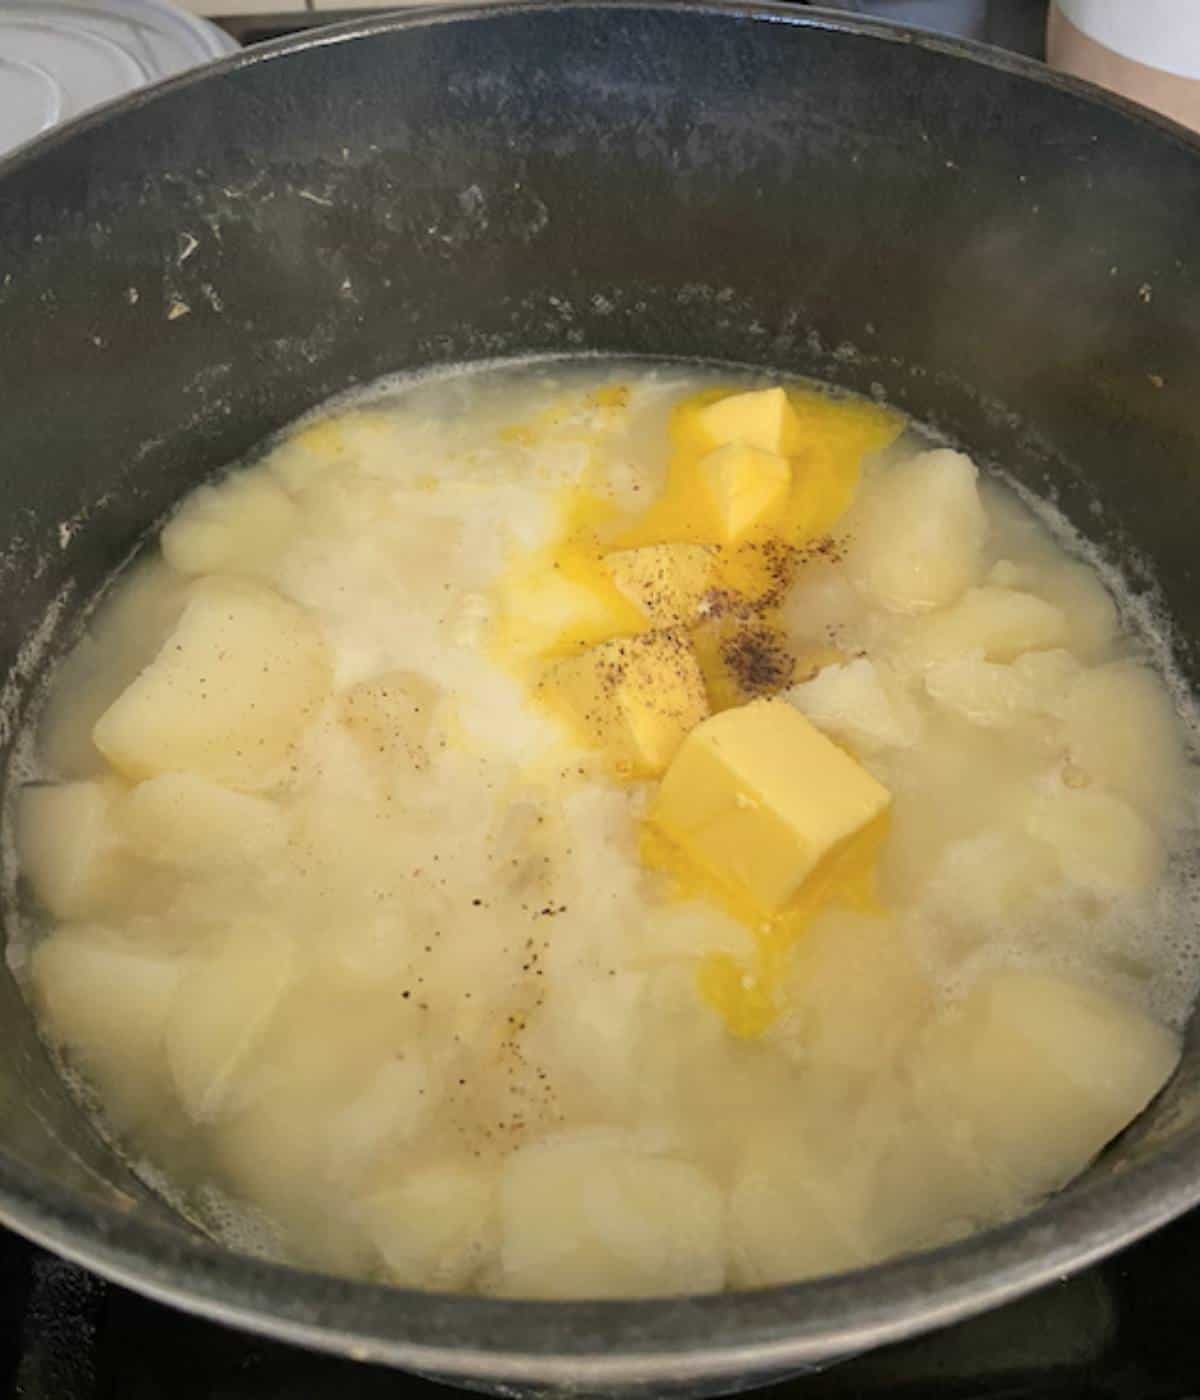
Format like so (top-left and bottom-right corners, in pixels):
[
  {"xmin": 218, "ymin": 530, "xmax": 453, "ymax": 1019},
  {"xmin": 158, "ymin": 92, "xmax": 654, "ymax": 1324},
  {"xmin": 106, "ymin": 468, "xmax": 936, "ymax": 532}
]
[{"xmin": 3, "ymin": 1, "xmax": 1200, "ymax": 1384}]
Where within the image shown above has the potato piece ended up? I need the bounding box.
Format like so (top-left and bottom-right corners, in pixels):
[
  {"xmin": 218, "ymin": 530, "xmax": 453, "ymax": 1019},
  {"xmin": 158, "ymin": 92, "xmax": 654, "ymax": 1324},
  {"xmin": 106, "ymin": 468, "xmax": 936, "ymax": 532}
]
[
  {"xmin": 912, "ymin": 587, "xmax": 1068, "ymax": 666},
  {"xmin": 1060, "ymin": 663, "xmax": 1185, "ymax": 817},
  {"xmin": 93, "ymin": 577, "xmax": 331, "ymax": 789},
  {"xmin": 31, "ymin": 928, "xmax": 182, "ymax": 1127},
  {"xmin": 912, "ymin": 970, "xmax": 1180, "ymax": 1200},
  {"xmin": 167, "ymin": 923, "xmax": 293, "ymax": 1123},
  {"xmin": 117, "ymin": 772, "xmax": 287, "ymax": 872},
  {"xmin": 603, "ymin": 544, "xmax": 716, "ymax": 627},
  {"xmin": 922, "ymin": 828, "xmax": 1060, "ymax": 930},
  {"xmin": 773, "ymin": 912, "xmax": 933, "ymax": 1074},
  {"xmin": 18, "ymin": 779, "xmax": 132, "ymax": 920},
  {"xmin": 848, "ymin": 450, "xmax": 987, "ymax": 614},
  {"xmin": 328, "ymin": 1057, "xmax": 432, "ymax": 1178},
  {"xmin": 542, "ymin": 631, "xmax": 709, "ymax": 777},
  {"xmin": 337, "ymin": 670, "xmax": 440, "ymax": 774},
  {"xmin": 989, "ymin": 557, "xmax": 1118, "ymax": 662},
  {"xmin": 161, "ymin": 470, "xmax": 300, "ymax": 579},
  {"xmin": 1028, "ymin": 788, "xmax": 1164, "ymax": 897},
  {"xmin": 496, "ymin": 1131, "xmax": 725, "ymax": 1298},
  {"xmin": 39, "ymin": 561, "xmax": 190, "ymax": 780},
  {"xmin": 358, "ymin": 1162, "xmax": 497, "ymax": 1289},
  {"xmin": 526, "ymin": 970, "xmax": 647, "ymax": 1114},
  {"xmin": 728, "ymin": 1102, "xmax": 878, "ymax": 1285},
  {"xmin": 785, "ymin": 657, "xmax": 921, "ymax": 755}
]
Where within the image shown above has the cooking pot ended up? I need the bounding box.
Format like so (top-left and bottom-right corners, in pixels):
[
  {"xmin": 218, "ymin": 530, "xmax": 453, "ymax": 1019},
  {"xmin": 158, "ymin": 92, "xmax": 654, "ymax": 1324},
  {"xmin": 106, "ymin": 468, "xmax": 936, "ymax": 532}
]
[{"xmin": 2, "ymin": 4, "xmax": 1200, "ymax": 1393}]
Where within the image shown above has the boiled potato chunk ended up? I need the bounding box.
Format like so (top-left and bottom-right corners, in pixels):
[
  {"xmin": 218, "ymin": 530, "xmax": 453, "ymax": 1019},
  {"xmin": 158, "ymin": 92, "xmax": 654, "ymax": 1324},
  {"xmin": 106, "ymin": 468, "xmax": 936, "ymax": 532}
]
[
  {"xmin": 1027, "ymin": 788, "xmax": 1164, "ymax": 897},
  {"xmin": 497, "ymin": 1132, "xmax": 725, "ymax": 1298},
  {"xmin": 117, "ymin": 772, "xmax": 287, "ymax": 872},
  {"xmin": 1060, "ymin": 663, "xmax": 1185, "ymax": 817},
  {"xmin": 541, "ymin": 631, "xmax": 709, "ymax": 777},
  {"xmin": 160, "ymin": 470, "xmax": 300, "ymax": 579},
  {"xmin": 911, "ymin": 587, "xmax": 1068, "ymax": 666},
  {"xmin": 336, "ymin": 670, "xmax": 440, "ymax": 773},
  {"xmin": 848, "ymin": 450, "xmax": 987, "ymax": 614},
  {"xmin": 93, "ymin": 577, "xmax": 331, "ymax": 789},
  {"xmin": 328, "ymin": 1057, "xmax": 432, "ymax": 1177},
  {"xmin": 18, "ymin": 779, "xmax": 130, "ymax": 920},
  {"xmin": 912, "ymin": 970, "xmax": 1180, "ymax": 1200},
  {"xmin": 728, "ymin": 1110, "xmax": 876, "ymax": 1285},
  {"xmin": 358, "ymin": 1162, "xmax": 497, "ymax": 1289},
  {"xmin": 31, "ymin": 929, "xmax": 182, "ymax": 1127},
  {"xmin": 924, "ymin": 649, "xmax": 1079, "ymax": 729},
  {"xmin": 166, "ymin": 923, "xmax": 293, "ymax": 1123},
  {"xmin": 774, "ymin": 912, "xmax": 932, "ymax": 1074},
  {"xmin": 603, "ymin": 544, "xmax": 715, "ymax": 627},
  {"xmin": 785, "ymin": 657, "xmax": 921, "ymax": 754}
]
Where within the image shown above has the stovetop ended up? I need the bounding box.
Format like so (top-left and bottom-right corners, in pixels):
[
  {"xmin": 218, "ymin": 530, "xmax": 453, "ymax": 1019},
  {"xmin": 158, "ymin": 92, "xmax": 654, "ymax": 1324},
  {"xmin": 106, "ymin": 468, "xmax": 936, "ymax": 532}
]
[{"xmin": 4, "ymin": 1210, "xmax": 1200, "ymax": 1399}]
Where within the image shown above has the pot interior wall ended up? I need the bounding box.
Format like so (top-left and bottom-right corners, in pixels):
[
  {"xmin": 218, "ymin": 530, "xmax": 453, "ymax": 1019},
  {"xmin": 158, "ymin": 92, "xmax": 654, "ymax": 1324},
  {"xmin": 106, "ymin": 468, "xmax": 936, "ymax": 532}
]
[{"xmin": 1, "ymin": 0, "xmax": 1200, "ymax": 1280}]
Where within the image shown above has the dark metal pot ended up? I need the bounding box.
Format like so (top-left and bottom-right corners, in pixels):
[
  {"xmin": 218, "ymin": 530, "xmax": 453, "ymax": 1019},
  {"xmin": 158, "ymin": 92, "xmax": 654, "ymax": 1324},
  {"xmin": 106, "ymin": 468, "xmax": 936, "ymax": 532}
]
[{"xmin": 3, "ymin": 4, "xmax": 1200, "ymax": 1392}]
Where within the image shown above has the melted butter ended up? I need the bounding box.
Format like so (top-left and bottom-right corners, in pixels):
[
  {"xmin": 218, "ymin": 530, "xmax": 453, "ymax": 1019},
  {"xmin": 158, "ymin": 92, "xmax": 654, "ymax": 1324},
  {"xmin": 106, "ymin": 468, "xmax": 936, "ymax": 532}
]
[
  {"xmin": 643, "ymin": 812, "xmax": 889, "ymax": 1038},
  {"xmin": 490, "ymin": 379, "xmax": 902, "ymax": 1035}
]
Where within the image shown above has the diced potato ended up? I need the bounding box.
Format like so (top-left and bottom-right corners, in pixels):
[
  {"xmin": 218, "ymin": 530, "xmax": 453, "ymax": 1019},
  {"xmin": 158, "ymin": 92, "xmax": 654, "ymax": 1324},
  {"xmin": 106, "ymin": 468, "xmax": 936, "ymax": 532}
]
[
  {"xmin": 39, "ymin": 561, "xmax": 190, "ymax": 780},
  {"xmin": 336, "ymin": 670, "xmax": 440, "ymax": 773},
  {"xmin": 167, "ymin": 923, "xmax": 293, "ymax": 1123},
  {"xmin": 31, "ymin": 929, "xmax": 182, "ymax": 1127},
  {"xmin": 526, "ymin": 970, "xmax": 647, "ymax": 1114},
  {"xmin": 773, "ymin": 912, "xmax": 932, "ymax": 1074},
  {"xmin": 911, "ymin": 969, "xmax": 1180, "ymax": 1200},
  {"xmin": 603, "ymin": 544, "xmax": 716, "ymax": 627},
  {"xmin": 328, "ymin": 1057, "xmax": 432, "ymax": 1178},
  {"xmin": 922, "ymin": 828, "xmax": 1060, "ymax": 929},
  {"xmin": 698, "ymin": 443, "xmax": 792, "ymax": 542},
  {"xmin": 911, "ymin": 587, "xmax": 1068, "ymax": 666},
  {"xmin": 496, "ymin": 1131, "xmax": 725, "ymax": 1298},
  {"xmin": 728, "ymin": 1106, "xmax": 877, "ymax": 1285},
  {"xmin": 1060, "ymin": 663, "xmax": 1185, "ymax": 817},
  {"xmin": 541, "ymin": 631, "xmax": 709, "ymax": 777},
  {"xmin": 652, "ymin": 699, "xmax": 891, "ymax": 912},
  {"xmin": 117, "ymin": 772, "xmax": 287, "ymax": 872},
  {"xmin": 93, "ymin": 577, "xmax": 332, "ymax": 789},
  {"xmin": 924, "ymin": 648, "xmax": 1082, "ymax": 732},
  {"xmin": 848, "ymin": 450, "xmax": 987, "ymax": 614},
  {"xmin": 695, "ymin": 386, "xmax": 800, "ymax": 455},
  {"xmin": 161, "ymin": 470, "xmax": 300, "ymax": 579},
  {"xmin": 358, "ymin": 1162, "xmax": 497, "ymax": 1289},
  {"xmin": 268, "ymin": 412, "xmax": 398, "ymax": 493},
  {"xmin": 18, "ymin": 779, "xmax": 131, "ymax": 920},
  {"xmin": 989, "ymin": 557, "xmax": 1118, "ymax": 662},
  {"xmin": 785, "ymin": 657, "xmax": 922, "ymax": 754},
  {"xmin": 1028, "ymin": 788, "xmax": 1164, "ymax": 897}
]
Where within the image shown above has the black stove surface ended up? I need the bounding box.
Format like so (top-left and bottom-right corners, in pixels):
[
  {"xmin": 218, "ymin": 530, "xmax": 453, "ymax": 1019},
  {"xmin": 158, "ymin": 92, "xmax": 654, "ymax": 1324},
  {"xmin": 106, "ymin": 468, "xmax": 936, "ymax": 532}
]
[{"xmin": 3, "ymin": 1212, "xmax": 1200, "ymax": 1399}]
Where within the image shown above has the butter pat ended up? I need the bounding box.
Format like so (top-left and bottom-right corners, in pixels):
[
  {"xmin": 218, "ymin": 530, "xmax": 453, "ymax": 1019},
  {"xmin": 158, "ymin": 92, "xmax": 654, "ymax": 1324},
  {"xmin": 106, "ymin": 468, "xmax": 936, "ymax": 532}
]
[
  {"xmin": 604, "ymin": 544, "xmax": 715, "ymax": 627},
  {"xmin": 543, "ymin": 631, "xmax": 709, "ymax": 776},
  {"xmin": 698, "ymin": 444, "xmax": 791, "ymax": 542},
  {"xmin": 696, "ymin": 387, "xmax": 800, "ymax": 455},
  {"xmin": 652, "ymin": 698, "xmax": 891, "ymax": 910}
]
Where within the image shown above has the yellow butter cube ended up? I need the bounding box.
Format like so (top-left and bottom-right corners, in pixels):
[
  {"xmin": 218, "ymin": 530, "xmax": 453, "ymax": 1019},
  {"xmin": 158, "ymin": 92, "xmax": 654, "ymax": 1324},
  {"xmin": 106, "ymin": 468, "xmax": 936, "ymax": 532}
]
[
  {"xmin": 603, "ymin": 544, "xmax": 715, "ymax": 627},
  {"xmin": 542, "ymin": 631, "xmax": 709, "ymax": 776},
  {"xmin": 698, "ymin": 443, "xmax": 791, "ymax": 543},
  {"xmin": 696, "ymin": 387, "xmax": 800, "ymax": 455},
  {"xmin": 651, "ymin": 698, "xmax": 891, "ymax": 910}
]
